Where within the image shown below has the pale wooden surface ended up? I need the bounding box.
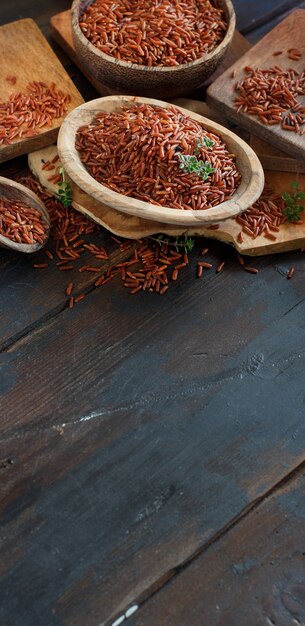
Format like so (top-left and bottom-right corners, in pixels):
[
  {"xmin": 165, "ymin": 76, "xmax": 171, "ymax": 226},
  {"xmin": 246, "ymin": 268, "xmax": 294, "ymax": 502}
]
[
  {"xmin": 0, "ymin": 19, "xmax": 83, "ymax": 164},
  {"xmin": 0, "ymin": 175, "xmax": 50, "ymax": 252},
  {"xmin": 70, "ymin": 0, "xmax": 236, "ymax": 98},
  {"xmin": 57, "ymin": 95, "xmax": 264, "ymax": 226},
  {"xmin": 207, "ymin": 10, "xmax": 305, "ymax": 161}
]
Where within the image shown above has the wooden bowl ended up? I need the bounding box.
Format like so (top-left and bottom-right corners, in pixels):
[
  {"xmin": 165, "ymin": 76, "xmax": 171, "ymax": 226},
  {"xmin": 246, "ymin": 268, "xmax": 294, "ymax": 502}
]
[
  {"xmin": 71, "ymin": 0, "xmax": 236, "ymax": 98},
  {"xmin": 0, "ymin": 176, "xmax": 50, "ymax": 252},
  {"xmin": 57, "ymin": 95, "xmax": 264, "ymax": 227}
]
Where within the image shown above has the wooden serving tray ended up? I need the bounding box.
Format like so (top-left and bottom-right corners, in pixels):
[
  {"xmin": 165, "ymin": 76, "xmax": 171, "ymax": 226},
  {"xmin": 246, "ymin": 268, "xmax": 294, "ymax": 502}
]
[
  {"xmin": 28, "ymin": 98, "xmax": 305, "ymax": 256},
  {"xmin": 207, "ymin": 10, "xmax": 305, "ymax": 162},
  {"xmin": 0, "ymin": 18, "xmax": 84, "ymax": 164}
]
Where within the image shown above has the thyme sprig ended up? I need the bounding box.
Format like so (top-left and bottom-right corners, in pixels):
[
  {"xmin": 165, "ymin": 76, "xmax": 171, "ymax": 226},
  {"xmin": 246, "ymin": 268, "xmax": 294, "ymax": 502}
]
[
  {"xmin": 58, "ymin": 167, "xmax": 73, "ymax": 208},
  {"xmin": 194, "ymin": 137, "xmax": 214, "ymax": 153},
  {"xmin": 149, "ymin": 234, "xmax": 195, "ymax": 254},
  {"xmin": 178, "ymin": 153, "xmax": 216, "ymax": 181},
  {"xmin": 282, "ymin": 181, "xmax": 305, "ymax": 223},
  {"xmin": 178, "ymin": 136, "xmax": 215, "ymax": 181}
]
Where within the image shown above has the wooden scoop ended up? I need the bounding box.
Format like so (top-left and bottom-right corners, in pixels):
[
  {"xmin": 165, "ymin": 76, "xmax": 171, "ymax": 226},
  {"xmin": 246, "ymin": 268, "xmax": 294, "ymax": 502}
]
[{"xmin": 0, "ymin": 176, "xmax": 50, "ymax": 252}]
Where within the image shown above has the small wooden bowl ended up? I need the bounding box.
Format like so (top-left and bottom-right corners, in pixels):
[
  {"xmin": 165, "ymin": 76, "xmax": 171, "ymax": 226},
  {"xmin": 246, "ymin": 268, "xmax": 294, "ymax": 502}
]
[
  {"xmin": 57, "ymin": 95, "xmax": 264, "ymax": 227},
  {"xmin": 71, "ymin": 0, "xmax": 236, "ymax": 98},
  {"xmin": 0, "ymin": 176, "xmax": 50, "ymax": 252}
]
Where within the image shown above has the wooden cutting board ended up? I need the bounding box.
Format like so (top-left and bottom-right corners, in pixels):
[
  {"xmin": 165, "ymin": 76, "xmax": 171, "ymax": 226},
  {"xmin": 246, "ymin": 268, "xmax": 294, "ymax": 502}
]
[
  {"xmin": 28, "ymin": 132, "xmax": 305, "ymax": 256},
  {"xmin": 0, "ymin": 18, "xmax": 84, "ymax": 164},
  {"xmin": 207, "ymin": 10, "xmax": 305, "ymax": 162}
]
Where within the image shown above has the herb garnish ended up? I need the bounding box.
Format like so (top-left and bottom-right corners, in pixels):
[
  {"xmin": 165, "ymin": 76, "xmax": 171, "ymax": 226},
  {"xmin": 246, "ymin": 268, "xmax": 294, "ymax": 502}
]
[
  {"xmin": 282, "ymin": 181, "xmax": 305, "ymax": 223},
  {"xmin": 177, "ymin": 153, "xmax": 216, "ymax": 181},
  {"xmin": 58, "ymin": 167, "xmax": 73, "ymax": 208},
  {"xmin": 194, "ymin": 137, "xmax": 214, "ymax": 153},
  {"xmin": 150, "ymin": 234, "xmax": 195, "ymax": 254}
]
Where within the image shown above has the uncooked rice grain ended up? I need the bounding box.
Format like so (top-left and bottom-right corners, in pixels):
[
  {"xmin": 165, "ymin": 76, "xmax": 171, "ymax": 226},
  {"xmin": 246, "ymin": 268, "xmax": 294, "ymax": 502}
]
[
  {"xmin": 75, "ymin": 103, "xmax": 241, "ymax": 212},
  {"xmin": 79, "ymin": 0, "xmax": 227, "ymax": 67}
]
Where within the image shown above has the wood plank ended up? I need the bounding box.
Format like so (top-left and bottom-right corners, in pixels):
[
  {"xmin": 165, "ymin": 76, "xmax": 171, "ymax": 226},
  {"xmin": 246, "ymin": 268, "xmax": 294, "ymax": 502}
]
[
  {"xmin": 127, "ymin": 469, "xmax": 305, "ymax": 626},
  {"xmin": 0, "ymin": 0, "xmax": 70, "ymax": 32},
  {"xmin": 0, "ymin": 227, "xmax": 125, "ymax": 350},
  {"xmin": 207, "ymin": 10, "xmax": 305, "ymax": 162},
  {"xmin": 50, "ymin": 10, "xmax": 251, "ymax": 95},
  {"xmin": 1, "ymin": 244, "xmax": 305, "ymax": 623},
  {"xmin": 236, "ymin": 0, "xmax": 303, "ymax": 33},
  {"xmin": 247, "ymin": 0, "xmax": 305, "ymax": 42}
]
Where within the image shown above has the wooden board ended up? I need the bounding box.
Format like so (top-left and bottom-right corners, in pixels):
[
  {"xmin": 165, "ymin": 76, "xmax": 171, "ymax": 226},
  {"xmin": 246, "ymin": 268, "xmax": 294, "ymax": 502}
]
[
  {"xmin": 127, "ymin": 471, "xmax": 305, "ymax": 626},
  {"xmin": 29, "ymin": 100, "xmax": 305, "ymax": 256},
  {"xmin": 50, "ymin": 9, "xmax": 251, "ymax": 95},
  {"xmin": 0, "ymin": 18, "xmax": 84, "ymax": 163},
  {"xmin": 207, "ymin": 10, "xmax": 305, "ymax": 161},
  {"xmin": 250, "ymin": 134, "xmax": 305, "ymax": 172}
]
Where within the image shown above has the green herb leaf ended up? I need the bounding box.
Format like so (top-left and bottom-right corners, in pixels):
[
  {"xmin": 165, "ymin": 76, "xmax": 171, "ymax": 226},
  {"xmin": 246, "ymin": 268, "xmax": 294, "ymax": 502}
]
[
  {"xmin": 149, "ymin": 234, "xmax": 195, "ymax": 254},
  {"xmin": 57, "ymin": 167, "xmax": 72, "ymax": 208},
  {"xmin": 177, "ymin": 153, "xmax": 216, "ymax": 181},
  {"xmin": 194, "ymin": 137, "xmax": 214, "ymax": 154},
  {"xmin": 281, "ymin": 181, "xmax": 305, "ymax": 223}
]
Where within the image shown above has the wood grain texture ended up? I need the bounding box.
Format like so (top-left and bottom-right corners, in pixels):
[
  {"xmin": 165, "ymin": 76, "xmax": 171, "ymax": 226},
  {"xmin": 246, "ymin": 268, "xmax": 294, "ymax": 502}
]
[
  {"xmin": 127, "ymin": 468, "xmax": 305, "ymax": 626},
  {"xmin": 0, "ymin": 231, "xmax": 122, "ymax": 350},
  {"xmin": 250, "ymin": 135, "xmax": 305, "ymax": 172},
  {"xmin": 50, "ymin": 9, "xmax": 250, "ymax": 96},
  {"xmin": 237, "ymin": 0, "xmax": 303, "ymax": 33},
  {"xmin": 1, "ymin": 245, "xmax": 305, "ymax": 625},
  {"xmin": 70, "ymin": 0, "xmax": 236, "ymax": 99},
  {"xmin": 1, "ymin": 2, "xmax": 305, "ymax": 626},
  {"xmin": 0, "ymin": 19, "xmax": 83, "ymax": 164},
  {"xmin": 207, "ymin": 10, "xmax": 305, "ymax": 161},
  {"xmin": 247, "ymin": 0, "xmax": 305, "ymax": 43},
  {"xmin": 57, "ymin": 95, "xmax": 264, "ymax": 226}
]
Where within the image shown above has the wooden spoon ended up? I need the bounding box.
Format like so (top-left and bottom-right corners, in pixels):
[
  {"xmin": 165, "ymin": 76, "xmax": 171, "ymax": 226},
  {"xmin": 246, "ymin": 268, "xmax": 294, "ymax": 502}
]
[
  {"xmin": 58, "ymin": 95, "xmax": 265, "ymax": 227},
  {"xmin": 0, "ymin": 176, "xmax": 50, "ymax": 252}
]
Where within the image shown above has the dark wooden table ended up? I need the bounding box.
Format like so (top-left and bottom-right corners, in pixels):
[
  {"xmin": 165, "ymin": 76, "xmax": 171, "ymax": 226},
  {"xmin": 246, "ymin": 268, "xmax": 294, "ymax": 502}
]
[{"xmin": 1, "ymin": 1, "xmax": 305, "ymax": 625}]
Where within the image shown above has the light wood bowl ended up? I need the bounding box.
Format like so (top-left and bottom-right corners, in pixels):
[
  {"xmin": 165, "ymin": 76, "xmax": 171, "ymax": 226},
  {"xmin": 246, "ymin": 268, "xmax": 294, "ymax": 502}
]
[
  {"xmin": 71, "ymin": 0, "xmax": 236, "ymax": 98},
  {"xmin": 57, "ymin": 95, "xmax": 264, "ymax": 227},
  {"xmin": 0, "ymin": 176, "xmax": 50, "ymax": 252}
]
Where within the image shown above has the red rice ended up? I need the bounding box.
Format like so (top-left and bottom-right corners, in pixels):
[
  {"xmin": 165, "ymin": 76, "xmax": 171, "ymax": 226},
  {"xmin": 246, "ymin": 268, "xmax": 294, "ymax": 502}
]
[
  {"xmin": 79, "ymin": 0, "xmax": 227, "ymax": 67},
  {"xmin": 0, "ymin": 82, "xmax": 71, "ymax": 146},
  {"xmin": 234, "ymin": 66, "xmax": 305, "ymax": 133},
  {"xmin": 235, "ymin": 184, "xmax": 287, "ymax": 240},
  {"xmin": 75, "ymin": 103, "xmax": 241, "ymax": 212},
  {"xmin": 0, "ymin": 197, "xmax": 48, "ymax": 245},
  {"xmin": 16, "ymin": 174, "xmax": 297, "ymax": 301},
  {"xmin": 287, "ymin": 266, "xmax": 295, "ymax": 279}
]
